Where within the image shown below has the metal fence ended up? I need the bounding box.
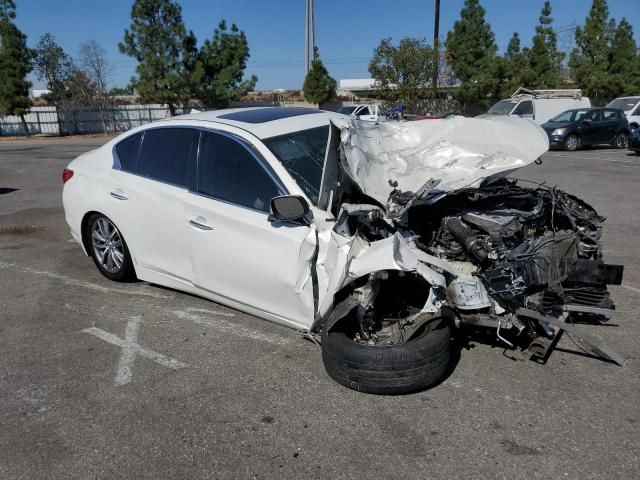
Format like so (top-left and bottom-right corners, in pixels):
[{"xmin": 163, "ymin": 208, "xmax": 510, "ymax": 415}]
[{"xmin": 0, "ymin": 104, "xmax": 200, "ymax": 137}]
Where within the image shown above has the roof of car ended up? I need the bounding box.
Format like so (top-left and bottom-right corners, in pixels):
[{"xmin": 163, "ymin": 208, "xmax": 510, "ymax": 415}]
[
  {"xmin": 167, "ymin": 107, "xmax": 345, "ymax": 139},
  {"xmin": 563, "ymin": 107, "xmax": 621, "ymax": 112}
]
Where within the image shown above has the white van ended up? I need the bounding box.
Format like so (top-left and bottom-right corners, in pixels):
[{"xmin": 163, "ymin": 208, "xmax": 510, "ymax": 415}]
[
  {"xmin": 606, "ymin": 96, "xmax": 640, "ymax": 130},
  {"xmin": 484, "ymin": 88, "xmax": 591, "ymax": 125}
]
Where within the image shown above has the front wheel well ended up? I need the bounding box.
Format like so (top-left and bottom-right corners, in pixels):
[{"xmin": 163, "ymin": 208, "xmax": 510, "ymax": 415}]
[{"xmin": 80, "ymin": 211, "xmax": 102, "ymax": 256}]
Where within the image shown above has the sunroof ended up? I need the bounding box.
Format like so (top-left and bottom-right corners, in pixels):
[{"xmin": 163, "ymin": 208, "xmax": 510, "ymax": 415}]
[{"xmin": 218, "ymin": 107, "xmax": 323, "ymax": 124}]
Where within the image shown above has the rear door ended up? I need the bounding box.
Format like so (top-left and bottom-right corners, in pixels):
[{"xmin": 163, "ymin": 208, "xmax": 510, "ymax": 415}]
[
  {"xmin": 602, "ymin": 109, "xmax": 621, "ymax": 142},
  {"xmin": 110, "ymin": 127, "xmax": 198, "ymax": 283},
  {"xmin": 580, "ymin": 110, "xmax": 602, "ymax": 144},
  {"xmin": 185, "ymin": 130, "xmax": 316, "ymax": 328}
]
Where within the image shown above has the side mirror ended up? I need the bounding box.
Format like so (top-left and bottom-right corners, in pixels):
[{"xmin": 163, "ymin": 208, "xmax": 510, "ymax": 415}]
[{"xmin": 269, "ymin": 195, "xmax": 310, "ymax": 225}]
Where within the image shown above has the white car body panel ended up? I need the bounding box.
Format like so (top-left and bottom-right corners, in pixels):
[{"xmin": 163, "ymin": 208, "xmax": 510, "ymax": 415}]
[
  {"xmin": 63, "ymin": 107, "xmax": 550, "ymax": 332},
  {"xmin": 334, "ymin": 115, "xmax": 549, "ymax": 205}
]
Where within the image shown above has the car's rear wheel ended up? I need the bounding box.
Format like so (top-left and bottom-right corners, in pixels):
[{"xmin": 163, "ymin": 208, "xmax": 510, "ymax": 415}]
[
  {"xmin": 87, "ymin": 214, "xmax": 136, "ymax": 282},
  {"xmin": 564, "ymin": 134, "xmax": 579, "ymax": 151},
  {"xmin": 613, "ymin": 132, "xmax": 628, "ymax": 149},
  {"xmin": 321, "ymin": 316, "xmax": 452, "ymax": 395}
]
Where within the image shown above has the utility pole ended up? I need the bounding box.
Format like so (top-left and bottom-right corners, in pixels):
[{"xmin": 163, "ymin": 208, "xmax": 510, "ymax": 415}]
[
  {"xmin": 310, "ymin": 0, "xmax": 315, "ymax": 60},
  {"xmin": 304, "ymin": 0, "xmax": 316, "ymax": 76},
  {"xmin": 433, "ymin": 0, "xmax": 440, "ymax": 97},
  {"xmin": 304, "ymin": 0, "xmax": 309, "ymax": 76}
]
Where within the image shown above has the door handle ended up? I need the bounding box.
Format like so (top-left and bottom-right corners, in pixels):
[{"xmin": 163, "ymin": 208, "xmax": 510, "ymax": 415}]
[
  {"xmin": 189, "ymin": 217, "xmax": 213, "ymax": 231},
  {"xmin": 110, "ymin": 191, "xmax": 128, "ymax": 200}
]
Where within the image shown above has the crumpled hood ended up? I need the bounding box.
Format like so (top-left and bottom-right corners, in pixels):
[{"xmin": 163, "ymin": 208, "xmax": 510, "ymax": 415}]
[{"xmin": 332, "ymin": 116, "xmax": 549, "ymax": 205}]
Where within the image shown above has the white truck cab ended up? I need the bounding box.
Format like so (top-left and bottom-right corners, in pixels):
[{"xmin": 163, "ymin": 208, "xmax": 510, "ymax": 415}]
[
  {"xmin": 606, "ymin": 96, "xmax": 640, "ymax": 130},
  {"xmin": 337, "ymin": 104, "xmax": 381, "ymax": 122},
  {"xmin": 485, "ymin": 88, "xmax": 591, "ymax": 125}
]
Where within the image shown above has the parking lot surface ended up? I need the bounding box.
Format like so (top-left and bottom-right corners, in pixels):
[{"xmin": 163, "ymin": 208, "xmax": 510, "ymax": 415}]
[{"xmin": 1, "ymin": 137, "xmax": 639, "ymax": 479}]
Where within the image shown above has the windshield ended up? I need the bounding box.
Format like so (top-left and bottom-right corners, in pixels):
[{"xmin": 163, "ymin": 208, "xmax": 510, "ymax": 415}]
[
  {"xmin": 487, "ymin": 99, "xmax": 519, "ymax": 115},
  {"xmin": 263, "ymin": 126, "xmax": 329, "ymax": 205},
  {"xmin": 337, "ymin": 106, "xmax": 357, "ymax": 115},
  {"xmin": 606, "ymin": 97, "xmax": 640, "ymax": 112},
  {"xmin": 550, "ymin": 110, "xmax": 589, "ymax": 122}
]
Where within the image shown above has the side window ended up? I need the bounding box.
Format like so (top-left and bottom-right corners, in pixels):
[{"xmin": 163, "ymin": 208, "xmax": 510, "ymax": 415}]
[
  {"xmin": 513, "ymin": 101, "xmax": 533, "ymax": 115},
  {"xmin": 197, "ymin": 132, "xmax": 284, "ymax": 213},
  {"xmin": 358, "ymin": 106, "xmax": 371, "ymax": 116},
  {"xmin": 584, "ymin": 110, "xmax": 600, "ymax": 122},
  {"xmin": 115, "ymin": 132, "xmax": 142, "ymax": 173},
  {"xmin": 603, "ymin": 110, "xmax": 618, "ymax": 120},
  {"xmin": 138, "ymin": 128, "xmax": 199, "ymax": 187}
]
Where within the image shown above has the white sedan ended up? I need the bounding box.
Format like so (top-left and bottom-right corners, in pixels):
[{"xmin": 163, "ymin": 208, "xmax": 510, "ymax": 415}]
[{"xmin": 63, "ymin": 107, "xmax": 622, "ymax": 394}]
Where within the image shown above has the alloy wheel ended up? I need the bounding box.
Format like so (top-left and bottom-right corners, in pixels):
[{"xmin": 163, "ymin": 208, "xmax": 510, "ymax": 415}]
[
  {"xmin": 615, "ymin": 134, "xmax": 628, "ymax": 148},
  {"xmin": 566, "ymin": 135, "xmax": 578, "ymax": 151},
  {"xmin": 91, "ymin": 217, "xmax": 125, "ymax": 273}
]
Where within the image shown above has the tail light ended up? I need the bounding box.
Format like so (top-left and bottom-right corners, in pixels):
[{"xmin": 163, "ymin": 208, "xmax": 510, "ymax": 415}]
[{"xmin": 62, "ymin": 168, "xmax": 74, "ymax": 184}]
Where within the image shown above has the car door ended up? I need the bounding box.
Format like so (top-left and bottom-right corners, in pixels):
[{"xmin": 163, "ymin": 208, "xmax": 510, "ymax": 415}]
[
  {"xmin": 185, "ymin": 130, "xmax": 316, "ymax": 328},
  {"xmin": 580, "ymin": 110, "xmax": 601, "ymax": 144},
  {"xmin": 357, "ymin": 106, "xmax": 377, "ymax": 122},
  {"xmin": 109, "ymin": 127, "xmax": 197, "ymax": 283},
  {"xmin": 601, "ymin": 109, "xmax": 621, "ymax": 142},
  {"xmin": 512, "ymin": 100, "xmax": 534, "ymax": 121}
]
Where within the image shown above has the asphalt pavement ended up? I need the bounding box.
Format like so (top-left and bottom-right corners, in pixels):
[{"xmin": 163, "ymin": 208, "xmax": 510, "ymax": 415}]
[{"xmin": 0, "ymin": 136, "xmax": 639, "ymax": 479}]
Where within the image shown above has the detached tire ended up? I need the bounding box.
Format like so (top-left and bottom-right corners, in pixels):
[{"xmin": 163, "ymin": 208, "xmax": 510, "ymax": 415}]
[{"xmin": 321, "ymin": 317, "xmax": 452, "ymax": 395}]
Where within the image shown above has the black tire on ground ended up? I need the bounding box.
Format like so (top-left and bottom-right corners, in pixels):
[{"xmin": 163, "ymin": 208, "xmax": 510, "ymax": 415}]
[
  {"xmin": 86, "ymin": 213, "xmax": 137, "ymax": 282},
  {"xmin": 564, "ymin": 134, "xmax": 580, "ymax": 151},
  {"xmin": 612, "ymin": 132, "xmax": 628, "ymax": 149},
  {"xmin": 321, "ymin": 317, "xmax": 452, "ymax": 395}
]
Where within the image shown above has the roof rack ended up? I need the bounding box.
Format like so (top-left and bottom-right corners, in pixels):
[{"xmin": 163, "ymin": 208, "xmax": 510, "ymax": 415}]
[{"xmin": 511, "ymin": 87, "xmax": 583, "ymax": 99}]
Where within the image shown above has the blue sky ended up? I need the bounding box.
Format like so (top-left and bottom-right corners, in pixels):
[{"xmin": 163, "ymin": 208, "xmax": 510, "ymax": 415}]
[{"xmin": 14, "ymin": 0, "xmax": 640, "ymax": 91}]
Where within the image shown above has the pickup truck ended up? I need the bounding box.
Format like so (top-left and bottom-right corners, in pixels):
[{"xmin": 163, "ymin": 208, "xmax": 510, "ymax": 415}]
[{"xmin": 336, "ymin": 104, "xmax": 381, "ymax": 122}]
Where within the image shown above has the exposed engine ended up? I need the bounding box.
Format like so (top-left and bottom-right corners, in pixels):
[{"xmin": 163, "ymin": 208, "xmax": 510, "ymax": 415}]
[{"xmin": 329, "ymin": 179, "xmax": 624, "ymax": 362}]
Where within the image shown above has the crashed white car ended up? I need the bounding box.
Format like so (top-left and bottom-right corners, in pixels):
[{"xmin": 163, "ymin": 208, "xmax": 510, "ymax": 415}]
[{"xmin": 63, "ymin": 107, "xmax": 624, "ymax": 394}]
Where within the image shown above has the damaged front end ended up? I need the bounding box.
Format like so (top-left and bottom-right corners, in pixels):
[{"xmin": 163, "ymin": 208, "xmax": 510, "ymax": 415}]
[{"xmin": 316, "ymin": 117, "xmax": 624, "ymax": 393}]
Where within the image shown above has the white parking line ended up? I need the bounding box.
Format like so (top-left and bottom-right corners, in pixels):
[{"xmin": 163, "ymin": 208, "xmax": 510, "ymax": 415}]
[
  {"xmin": 83, "ymin": 319, "xmax": 187, "ymax": 386},
  {"xmin": 0, "ymin": 261, "xmax": 171, "ymax": 298},
  {"xmin": 545, "ymin": 153, "xmax": 639, "ymax": 166},
  {"xmin": 115, "ymin": 316, "xmax": 141, "ymax": 386},
  {"xmin": 172, "ymin": 308, "xmax": 291, "ymax": 346},
  {"xmin": 621, "ymin": 284, "xmax": 640, "ymax": 296}
]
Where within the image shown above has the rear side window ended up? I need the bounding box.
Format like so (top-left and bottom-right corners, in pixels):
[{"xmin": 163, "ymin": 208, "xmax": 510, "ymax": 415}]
[
  {"xmin": 138, "ymin": 128, "xmax": 199, "ymax": 187},
  {"xmin": 115, "ymin": 133, "xmax": 142, "ymax": 172},
  {"xmin": 197, "ymin": 132, "xmax": 284, "ymax": 213},
  {"xmin": 585, "ymin": 110, "xmax": 602, "ymax": 122},
  {"xmin": 603, "ymin": 110, "xmax": 622, "ymax": 120}
]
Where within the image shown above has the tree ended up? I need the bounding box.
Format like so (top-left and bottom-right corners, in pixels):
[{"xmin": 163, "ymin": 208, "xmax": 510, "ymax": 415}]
[
  {"xmin": 33, "ymin": 33, "xmax": 74, "ymax": 103},
  {"xmin": 0, "ymin": 0, "xmax": 34, "ymax": 135},
  {"xmin": 569, "ymin": 0, "xmax": 613, "ymax": 103},
  {"xmin": 78, "ymin": 40, "xmax": 110, "ymax": 100},
  {"xmin": 119, "ymin": 0, "xmax": 196, "ymax": 115},
  {"xmin": 527, "ymin": 1, "xmax": 564, "ymax": 89},
  {"xmin": 445, "ymin": 0, "xmax": 499, "ymax": 106},
  {"xmin": 192, "ymin": 20, "xmax": 257, "ymax": 107},
  {"xmin": 498, "ymin": 32, "xmax": 531, "ymax": 97},
  {"xmin": 303, "ymin": 48, "xmax": 336, "ymax": 106},
  {"xmin": 109, "ymin": 84, "xmax": 135, "ymax": 96},
  {"xmin": 369, "ymin": 37, "xmax": 434, "ymax": 109},
  {"xmin": 608, "ymin": 18, "xmax": 640, "ymax": 97}
]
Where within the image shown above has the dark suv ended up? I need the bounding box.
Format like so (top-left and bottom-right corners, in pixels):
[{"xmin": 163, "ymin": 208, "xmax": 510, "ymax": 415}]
[{"xmin": 541, "ymin": 108, "xmax": 630, "ymax": 151}]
